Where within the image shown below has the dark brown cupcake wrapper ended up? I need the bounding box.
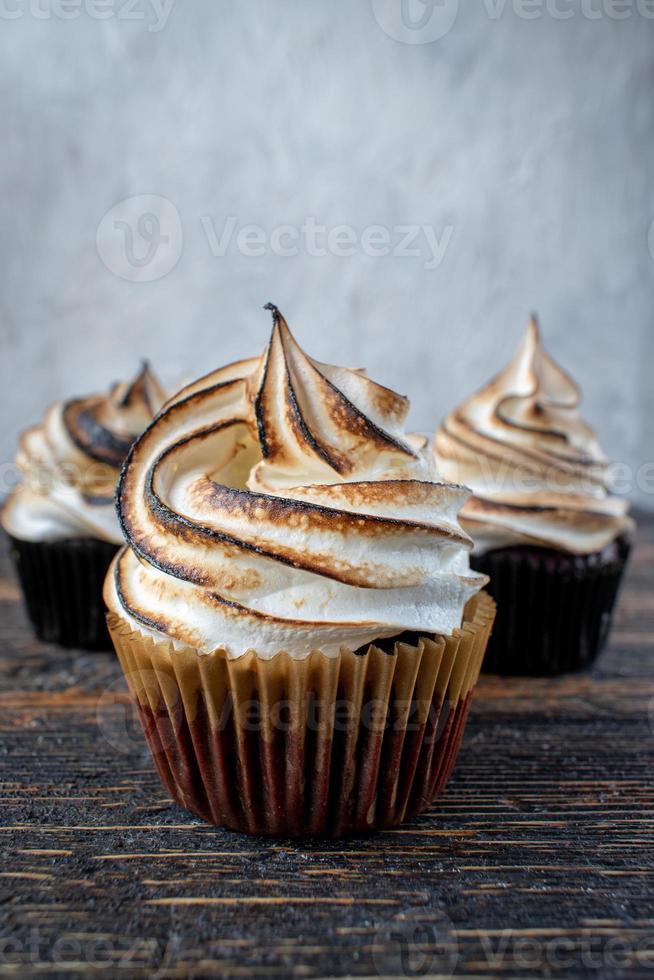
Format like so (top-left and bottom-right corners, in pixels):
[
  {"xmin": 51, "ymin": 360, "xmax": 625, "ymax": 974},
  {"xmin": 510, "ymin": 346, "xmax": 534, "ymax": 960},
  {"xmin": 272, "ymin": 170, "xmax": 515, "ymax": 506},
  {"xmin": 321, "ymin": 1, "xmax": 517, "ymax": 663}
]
[
  {"xmin": 107, "ymin": 592, "xmax": 495, "ymax": 838},
  {"xmin": 6, "ymin": 533, "xmax": 119, "ymax": 651},
  {"xmin": 472, "ymin": 537, "xmax": 631, "ymax": 676}
]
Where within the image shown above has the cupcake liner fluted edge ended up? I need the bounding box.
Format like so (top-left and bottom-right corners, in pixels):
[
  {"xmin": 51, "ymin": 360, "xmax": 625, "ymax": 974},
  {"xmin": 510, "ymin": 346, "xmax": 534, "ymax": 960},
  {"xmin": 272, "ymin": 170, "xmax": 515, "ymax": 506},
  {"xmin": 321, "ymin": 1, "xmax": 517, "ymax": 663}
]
[{"xmin": 106, "ymin": 591, "xmax": 495, "ymax": 838}]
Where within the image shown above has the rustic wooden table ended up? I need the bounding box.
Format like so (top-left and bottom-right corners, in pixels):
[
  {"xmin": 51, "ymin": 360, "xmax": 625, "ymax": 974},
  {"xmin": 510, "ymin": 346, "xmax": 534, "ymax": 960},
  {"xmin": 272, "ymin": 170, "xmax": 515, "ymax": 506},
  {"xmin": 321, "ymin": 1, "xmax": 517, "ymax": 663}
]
[{"xmin": 1, "ymin": 519, "xmax": 653, "ymax": 980}]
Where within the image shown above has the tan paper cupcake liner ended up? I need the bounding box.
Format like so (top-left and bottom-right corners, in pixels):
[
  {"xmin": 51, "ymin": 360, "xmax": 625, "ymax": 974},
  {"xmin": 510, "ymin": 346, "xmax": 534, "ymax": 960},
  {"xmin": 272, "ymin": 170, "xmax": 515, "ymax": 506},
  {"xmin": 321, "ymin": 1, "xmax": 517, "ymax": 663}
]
[{"xmin": 107, "ymin": 592, "xmax": 495, "ymax": 838}]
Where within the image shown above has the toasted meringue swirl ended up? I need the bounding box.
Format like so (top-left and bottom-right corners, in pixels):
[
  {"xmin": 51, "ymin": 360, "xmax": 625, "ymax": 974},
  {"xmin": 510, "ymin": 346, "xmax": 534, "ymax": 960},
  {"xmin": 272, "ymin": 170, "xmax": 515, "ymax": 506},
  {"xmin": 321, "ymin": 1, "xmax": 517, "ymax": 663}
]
[
  {"xmin": 2, "ymin": 363, "xmax": 166, "ymax": 543},
  {"xmin": 434, "ymin": 317, "xmax": 633, "ymax": 555},
  {"xmin": 106, "ymin": 306, "xmax": 486, "ymax": 659}
]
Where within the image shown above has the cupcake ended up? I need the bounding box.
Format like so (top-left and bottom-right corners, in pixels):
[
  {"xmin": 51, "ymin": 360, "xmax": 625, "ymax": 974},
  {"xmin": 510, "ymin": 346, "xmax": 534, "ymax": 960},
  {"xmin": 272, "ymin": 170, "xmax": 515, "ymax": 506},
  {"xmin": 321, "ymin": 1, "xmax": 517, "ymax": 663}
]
[
  {"xmin": 104, "ymin": 305, "xmax": 494, "ymax": 838},
  {"xmin": 2, "ymin": 362, "xmax": 166, "ymax": 650},
  {"xmin": 434, "ymin": 316, "xmax": 633, "ymax": 676}
]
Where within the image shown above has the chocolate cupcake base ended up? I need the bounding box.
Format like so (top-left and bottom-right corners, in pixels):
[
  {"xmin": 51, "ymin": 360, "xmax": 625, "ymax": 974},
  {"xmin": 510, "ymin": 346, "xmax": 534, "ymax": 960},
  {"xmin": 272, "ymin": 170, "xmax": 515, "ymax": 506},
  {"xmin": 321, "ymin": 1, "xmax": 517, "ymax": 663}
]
[
  {"xmin": 472, "ymin": 537, "xmax": 631, "ymax": 676},
  {"xmin": 107, "ymin": 592, "xmax": 495, "ymax": 838},
  {"xmin": 7, "ymin": 534, "xmax": 119, "ymax": 651}
]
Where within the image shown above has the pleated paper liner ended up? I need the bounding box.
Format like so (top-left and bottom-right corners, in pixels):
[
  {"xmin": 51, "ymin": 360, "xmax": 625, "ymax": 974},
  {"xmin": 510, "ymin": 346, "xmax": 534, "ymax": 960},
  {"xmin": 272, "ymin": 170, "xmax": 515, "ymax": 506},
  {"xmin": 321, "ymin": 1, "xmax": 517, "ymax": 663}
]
[
  {"xmin": 7, "ymin": 534, "xmax": 119, "ymax": 651},
  {"xmin": 107, "ymin": 591, "xmax": 495, "ymax": 838},
  {"xmin": 472, "ymin": 536, "xmax": 631, "ymax": 676}
]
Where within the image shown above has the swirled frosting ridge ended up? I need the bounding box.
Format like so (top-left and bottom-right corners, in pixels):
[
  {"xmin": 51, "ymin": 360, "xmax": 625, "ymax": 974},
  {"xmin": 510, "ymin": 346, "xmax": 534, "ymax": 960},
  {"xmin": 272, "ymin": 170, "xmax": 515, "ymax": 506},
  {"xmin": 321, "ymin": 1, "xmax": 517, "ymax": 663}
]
[
  {"xmin": 2, "ymin": 363, "xmax": 166, "ymax": 543},
  {"xmin": 106, "ymin": 305, "xmax": 486, "ymax": 659},
  {"xmin": 434, "ymin": 317, "xmax": 633, "ymax": 555}
]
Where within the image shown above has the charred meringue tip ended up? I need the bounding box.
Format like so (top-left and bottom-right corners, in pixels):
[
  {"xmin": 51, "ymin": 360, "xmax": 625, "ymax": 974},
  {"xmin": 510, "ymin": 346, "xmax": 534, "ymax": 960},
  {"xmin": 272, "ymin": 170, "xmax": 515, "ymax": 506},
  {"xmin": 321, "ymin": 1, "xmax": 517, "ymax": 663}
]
[
  {"xmin": 264, "ymin": 301, "xmax": 281, "ymax": 320},
  {"xmin": 263, "ymin": 303, "xmax": 288, "ymax": 343}
]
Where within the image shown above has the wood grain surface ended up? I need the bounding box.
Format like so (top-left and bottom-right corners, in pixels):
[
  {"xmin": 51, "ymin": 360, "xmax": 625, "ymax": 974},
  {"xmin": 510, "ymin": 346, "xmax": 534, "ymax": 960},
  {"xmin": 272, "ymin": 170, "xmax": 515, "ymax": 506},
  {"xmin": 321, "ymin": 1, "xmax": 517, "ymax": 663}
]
[{"xmin": 1, "ymin": 519, "xmax": 653, "ymax": 979}]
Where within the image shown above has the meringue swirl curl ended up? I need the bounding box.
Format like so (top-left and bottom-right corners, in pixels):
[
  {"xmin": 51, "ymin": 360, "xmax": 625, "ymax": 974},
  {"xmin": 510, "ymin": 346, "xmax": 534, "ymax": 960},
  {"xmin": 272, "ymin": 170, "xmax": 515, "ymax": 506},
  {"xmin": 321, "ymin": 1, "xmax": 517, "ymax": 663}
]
[
  {"xmin": 434, "ymin": 317, "xmax": 633, "ymax": 556},
  {"xmin": 106, "ymin": 305, "xmax": 485, "ymax": 660},
  {"xmin": 2, "ymin": 363, "xmax": 166, "ymax": 544}
]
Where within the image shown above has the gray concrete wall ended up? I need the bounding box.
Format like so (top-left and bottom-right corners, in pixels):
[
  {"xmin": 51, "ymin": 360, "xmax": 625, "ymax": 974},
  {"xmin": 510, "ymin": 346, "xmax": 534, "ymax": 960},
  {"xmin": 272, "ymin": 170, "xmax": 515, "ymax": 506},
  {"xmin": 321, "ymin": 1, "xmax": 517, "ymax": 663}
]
[{"xmin": 1, "ymin": 0, "xmax": 653, "ymax": 506}]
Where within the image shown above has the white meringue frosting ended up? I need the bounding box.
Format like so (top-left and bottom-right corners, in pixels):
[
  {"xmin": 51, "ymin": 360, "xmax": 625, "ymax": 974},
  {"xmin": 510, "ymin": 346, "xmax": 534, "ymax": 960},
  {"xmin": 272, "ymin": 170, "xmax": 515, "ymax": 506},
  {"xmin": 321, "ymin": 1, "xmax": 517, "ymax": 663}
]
[
  {"xmin": 105, "ymin": 305, "xmax": 486, "ymax": 659},
  {"xmin": 2, "ymin": 363, "xmax": 166, "ymax": 544},
  {"xmin": 434, "ymin": 317, "xmax": 633, "ymax": 556}
]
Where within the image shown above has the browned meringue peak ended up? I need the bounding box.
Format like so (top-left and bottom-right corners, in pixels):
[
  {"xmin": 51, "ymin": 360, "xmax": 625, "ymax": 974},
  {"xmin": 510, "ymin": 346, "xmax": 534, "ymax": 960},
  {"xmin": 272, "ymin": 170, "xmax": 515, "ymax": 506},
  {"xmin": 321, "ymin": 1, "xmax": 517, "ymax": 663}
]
[
  {"xmin": 63, "ymin": 361, "xmax": 167, "ymax": 470},
  {"xmin": 3, "ymin": 362, "xmax": 167, "ymax": 544},
  {"xmin": 110, "ymin": 306, "xmax": 484, "ymax": 658},
  {"xmin": 446, "ymin": 316, "xmax": 608, "ymax": 476},
  {"xmin": 248, "ymin": 304, "xmax": 418, "ymax": 492},
  {"xmin": 434, "ymin": 316, "xmax": 633, "ymax": 556}
]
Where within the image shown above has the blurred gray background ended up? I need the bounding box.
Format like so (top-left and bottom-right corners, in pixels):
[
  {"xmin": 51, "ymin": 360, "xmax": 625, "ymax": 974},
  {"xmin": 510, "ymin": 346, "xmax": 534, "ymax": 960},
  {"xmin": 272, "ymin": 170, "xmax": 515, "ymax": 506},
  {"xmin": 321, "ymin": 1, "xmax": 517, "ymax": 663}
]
[{"xmin": 1, "ymin": 0, "xmax": 653, "ymax": 505}]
